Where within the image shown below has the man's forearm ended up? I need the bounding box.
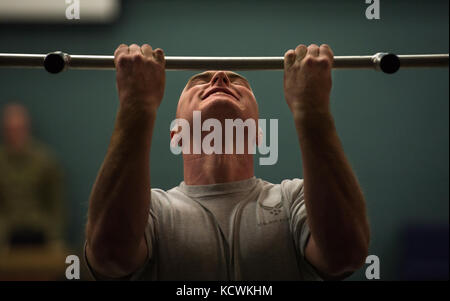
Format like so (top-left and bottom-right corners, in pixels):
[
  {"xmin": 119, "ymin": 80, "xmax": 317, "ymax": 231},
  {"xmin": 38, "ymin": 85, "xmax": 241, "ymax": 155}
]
[
  {"xmin": 86, "ymin": 105, "xmax": 156, "ymax": 275},
  {"xmin": 294, "ymin": 110, "xmax": 370, "ymax": 271}
]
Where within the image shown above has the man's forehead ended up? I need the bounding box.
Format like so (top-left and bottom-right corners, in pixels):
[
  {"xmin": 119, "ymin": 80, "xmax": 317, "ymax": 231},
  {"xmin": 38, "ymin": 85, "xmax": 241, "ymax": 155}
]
[{"xmin": 186, "ymin": 70, "xmax": 249, "ymax": 85}]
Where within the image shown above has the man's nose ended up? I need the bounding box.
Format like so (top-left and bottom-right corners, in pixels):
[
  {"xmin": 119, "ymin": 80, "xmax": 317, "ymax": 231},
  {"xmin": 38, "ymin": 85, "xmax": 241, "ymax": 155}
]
[{"xmin": 210, "ymin": 71, "xmax": 230, "ymax": 87}]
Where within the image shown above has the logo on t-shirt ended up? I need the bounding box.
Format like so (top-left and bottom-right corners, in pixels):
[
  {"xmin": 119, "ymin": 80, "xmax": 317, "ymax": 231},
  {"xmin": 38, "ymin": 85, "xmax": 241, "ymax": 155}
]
[{"xmin": 258, "ymin": 201, "xmax": 288, "ymax": 225}]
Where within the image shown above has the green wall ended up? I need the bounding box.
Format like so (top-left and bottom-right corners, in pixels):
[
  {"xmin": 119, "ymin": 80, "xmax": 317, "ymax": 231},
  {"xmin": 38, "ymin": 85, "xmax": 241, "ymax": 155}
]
[{"xmin": 0, "ymin": 0, "xmax": 448, "ymax": 280}]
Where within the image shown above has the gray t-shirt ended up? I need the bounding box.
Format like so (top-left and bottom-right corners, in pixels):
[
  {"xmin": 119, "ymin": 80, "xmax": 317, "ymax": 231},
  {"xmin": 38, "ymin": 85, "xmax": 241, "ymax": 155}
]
[{"xmin": 86, "ymin": 177, "xmax": 322, "ymax": 280}]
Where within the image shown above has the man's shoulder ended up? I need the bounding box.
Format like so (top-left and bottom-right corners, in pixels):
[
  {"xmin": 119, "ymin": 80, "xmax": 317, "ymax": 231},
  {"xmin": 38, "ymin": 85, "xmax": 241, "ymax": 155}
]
[
  {"xmin": 150, "ymin": 184, "xmax": 182, "ymax": 195},
  {"xmin": 258, "ymin": 177, "xmax": 304, "ymax": 190},
  {"xmin": 150, "ymin": 185, "xmax": 196, "ymax": 208},
  {"xmin": 258, "ymin": 178, "xmax": 304, "ymax": 203}
]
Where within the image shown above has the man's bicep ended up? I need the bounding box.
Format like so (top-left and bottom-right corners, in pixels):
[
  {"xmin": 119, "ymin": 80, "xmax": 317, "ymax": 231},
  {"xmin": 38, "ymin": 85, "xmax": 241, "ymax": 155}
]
[
  {"xmin": 85, "ymin": 231, "xmax": 149, "ymax": 280},
  {"xmin": 304, "ymin": 235, "xmax": 329, "ymax": 277},
  {"xmin": 84, "ymin": 205, "xmax": 155, "ymax": 280},
  {"xmin": 305, "ymin": 234, "xmax": 354, "ymax": 280}
]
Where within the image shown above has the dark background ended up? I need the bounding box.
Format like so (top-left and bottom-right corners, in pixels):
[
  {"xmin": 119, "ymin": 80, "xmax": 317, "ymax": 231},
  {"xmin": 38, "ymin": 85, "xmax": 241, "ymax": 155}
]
[{"xmin": 0, "ymin": 0, "xmax": 448, "ymax": 280}]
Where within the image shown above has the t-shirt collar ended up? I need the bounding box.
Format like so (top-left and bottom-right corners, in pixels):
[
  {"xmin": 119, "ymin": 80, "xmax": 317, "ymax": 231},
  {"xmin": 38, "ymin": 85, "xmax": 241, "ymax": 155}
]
[{"xmin": 178, "ymin": 176, "xmax": 257, "ymax": 197}]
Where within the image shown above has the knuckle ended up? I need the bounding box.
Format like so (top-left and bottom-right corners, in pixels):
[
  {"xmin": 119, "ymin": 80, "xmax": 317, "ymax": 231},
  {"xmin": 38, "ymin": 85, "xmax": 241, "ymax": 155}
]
[
  {"xmin": 145, "ymin": 59, "xmax": 162, "ymax": 71},
  {"xmin": 290, "ymin": 63, "xmax": 301, "ymax": 71},
  {"xmin": 318, "ymin": 57, "xmax": 331, "ymax": 67},
  {"xmin": 131, "ymin": 53, "xmax": 143, "ymax": 62},
  {"xmin": 116, "ymin": 54, "xmax": 129, "ymax": 65},
  {"xmin": 301, "ymin": 56, "xmax": 331, "ymax": 69},
  {"xmin": 144, "ymin": 56, "xmax": 161, "ymax": 66},
  {"xmin": 302, "ymin": 56, "xmax": 315, "ymax": 66}
]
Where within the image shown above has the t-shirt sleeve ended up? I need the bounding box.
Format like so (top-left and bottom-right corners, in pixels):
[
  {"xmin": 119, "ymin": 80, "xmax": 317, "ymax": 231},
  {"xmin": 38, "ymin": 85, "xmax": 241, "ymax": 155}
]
[
  {"xmin": 280, "ymin": 178, "xmax": 323, "ymax": 281},
  {"xmin": 83, "ymin": 192, "xmax": 157, "ymax": 281}
]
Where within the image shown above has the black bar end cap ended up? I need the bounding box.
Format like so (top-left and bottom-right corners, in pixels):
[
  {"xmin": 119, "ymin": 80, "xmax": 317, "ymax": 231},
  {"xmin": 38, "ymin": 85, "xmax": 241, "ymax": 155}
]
[
  {"xmin": 379, "ymin": 53, "xmax": 400, "ymax": 74},
  {"xmin": 44, "ymin": 52, "xmax": 67, "ymax": 74}
]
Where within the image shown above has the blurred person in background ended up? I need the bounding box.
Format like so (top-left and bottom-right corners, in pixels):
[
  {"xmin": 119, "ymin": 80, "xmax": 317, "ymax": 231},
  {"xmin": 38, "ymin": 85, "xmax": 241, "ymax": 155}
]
[{"xmin": 0, "ymin": 103, "xmax": 65, "ymax": 252}]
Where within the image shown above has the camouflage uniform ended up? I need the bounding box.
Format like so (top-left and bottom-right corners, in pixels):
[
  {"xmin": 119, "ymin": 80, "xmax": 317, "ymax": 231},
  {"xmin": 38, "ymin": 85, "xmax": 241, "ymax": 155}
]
[{"xmin": 0, "ymin": 139, "xmax": 64, "ymax": 247}]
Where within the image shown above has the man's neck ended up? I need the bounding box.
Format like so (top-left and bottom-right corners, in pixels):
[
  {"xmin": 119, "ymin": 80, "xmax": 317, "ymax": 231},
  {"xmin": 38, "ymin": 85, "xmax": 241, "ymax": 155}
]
[
  {"xmin": 5, "ymin": 138, "xmax": 31, "ymax": 154},
  {"xmin": 182, "ymin": 153, "xmax": 254, "ymax": 185}
]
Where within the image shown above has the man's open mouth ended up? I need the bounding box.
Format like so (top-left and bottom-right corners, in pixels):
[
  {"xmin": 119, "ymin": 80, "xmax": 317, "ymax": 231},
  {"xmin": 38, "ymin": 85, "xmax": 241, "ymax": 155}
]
[{"xmin": 201, "ymin": 87, "xmax": 238, "ymax": 101}]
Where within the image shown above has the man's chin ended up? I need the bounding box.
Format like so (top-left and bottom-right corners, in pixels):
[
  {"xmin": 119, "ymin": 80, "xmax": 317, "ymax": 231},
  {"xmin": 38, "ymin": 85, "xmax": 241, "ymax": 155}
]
[{"xmin": 199, "ymin": 97, "xmax": 244, "ymax": 120}]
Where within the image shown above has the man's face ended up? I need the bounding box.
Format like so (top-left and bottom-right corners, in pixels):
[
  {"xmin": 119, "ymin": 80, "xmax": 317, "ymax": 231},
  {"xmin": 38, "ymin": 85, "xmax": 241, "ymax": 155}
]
[
  {"xmin": 2, "ymin": 104, "xmax": 30, "ymax": 149},
  {"xmin": 176, "ymin": 70, "xmax": 259, "ymax": 123}
]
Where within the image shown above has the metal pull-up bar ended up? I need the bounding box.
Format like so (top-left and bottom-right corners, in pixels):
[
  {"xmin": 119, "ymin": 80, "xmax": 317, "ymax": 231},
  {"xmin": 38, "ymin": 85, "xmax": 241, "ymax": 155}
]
[{"xmin": 0, "ymin": 52, "xmax": 448, "ymax": 74}]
